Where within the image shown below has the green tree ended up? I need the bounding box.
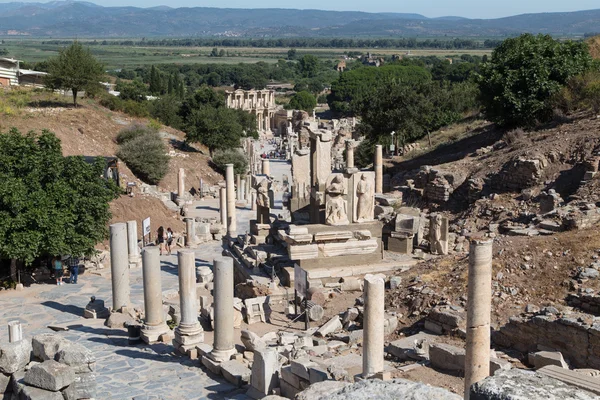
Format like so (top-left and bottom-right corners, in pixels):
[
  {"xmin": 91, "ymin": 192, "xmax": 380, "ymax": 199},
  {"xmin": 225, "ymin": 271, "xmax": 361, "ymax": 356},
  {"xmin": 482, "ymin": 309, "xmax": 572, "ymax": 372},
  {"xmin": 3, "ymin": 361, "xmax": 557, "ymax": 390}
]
[
  {"xmin": 45, "ymin": 41, "xmax": 104, "ymax": 107},
  {"xmin": 117, "ymin": 79, "xmax": 148, "ymax": 102},
  {"xmin": 298, "ymin": 54, "xmax": 319, "ymax": 78},
  {"xmin": 0, "ymin": 129, "xmax": 119, "ymax": 278},
  {"xmin": 184, "ymin": 107, "xmax": 247, "ymax": 157},
  {"xmin": 288, "ymin": 91, "xmax": 317, "ymax": 113},
  {"xmin": 477, "ymin": 34, "xmax": 592, "ymax": 127},
  {"xmin": 287, "ymin": 48, "xmax": 297, "ymax": 60},
  {"xmin": 149, "ymin": 65, "xmax": 161, "ymax": 95}
]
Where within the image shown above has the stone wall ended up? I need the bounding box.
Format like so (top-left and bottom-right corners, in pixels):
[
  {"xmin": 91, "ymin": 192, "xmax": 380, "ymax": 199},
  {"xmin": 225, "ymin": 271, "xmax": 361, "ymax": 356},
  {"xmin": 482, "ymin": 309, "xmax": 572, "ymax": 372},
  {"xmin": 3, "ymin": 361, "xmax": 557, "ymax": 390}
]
[{"xmin": 494, "ymin": 155, "xmax": 547, "ymax": 192}]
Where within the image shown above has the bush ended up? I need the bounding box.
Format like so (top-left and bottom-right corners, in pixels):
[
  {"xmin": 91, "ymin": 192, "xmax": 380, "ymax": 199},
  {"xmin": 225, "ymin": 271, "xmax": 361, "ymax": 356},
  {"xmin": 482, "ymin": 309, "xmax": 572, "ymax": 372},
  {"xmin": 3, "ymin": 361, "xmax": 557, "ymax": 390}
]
[
  {"xmin": 117, "ymin": 130, "xmax": 169, "ymax": 184},
  {"xmin": 212, "ymin": 149, "xmax": 248, "ymax": 176},
  {"xmin": 116, "ymin": 124, "xmax": 158, "ymax": 144},
  {"xmin": 99, "ymin": 94, "xmax": 149, "ymax": 118},
  {"xmin": 287, "ymin": 91, "xmax": 317, "ymax": 112},
  {"xmin": 317, "ymin": 94, "xmax": 328, "ymax": 104},
  {"xmin": 553, "ymin": 70, "xmax": 600, "ymax": 114}
]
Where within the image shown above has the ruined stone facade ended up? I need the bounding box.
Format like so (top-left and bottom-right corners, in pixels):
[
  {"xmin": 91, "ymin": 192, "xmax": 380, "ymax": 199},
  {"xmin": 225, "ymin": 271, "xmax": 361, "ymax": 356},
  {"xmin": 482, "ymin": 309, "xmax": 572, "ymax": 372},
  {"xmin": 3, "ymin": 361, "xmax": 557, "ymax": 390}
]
[{"xmin": 225, "ymin": 89, "xmax": 280, "ymax": 134}]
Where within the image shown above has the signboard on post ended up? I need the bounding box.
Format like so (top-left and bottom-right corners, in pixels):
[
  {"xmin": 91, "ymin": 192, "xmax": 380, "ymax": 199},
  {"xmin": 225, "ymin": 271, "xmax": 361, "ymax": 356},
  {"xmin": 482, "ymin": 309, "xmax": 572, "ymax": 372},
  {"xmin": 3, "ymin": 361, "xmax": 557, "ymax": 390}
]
[
  {"xmin": 142, "ymin": 217, "xmax": 151, "ymax": 246},
  {"xmin": 294, "ymin": 264, "xmax": 308, "ymax": 298}
]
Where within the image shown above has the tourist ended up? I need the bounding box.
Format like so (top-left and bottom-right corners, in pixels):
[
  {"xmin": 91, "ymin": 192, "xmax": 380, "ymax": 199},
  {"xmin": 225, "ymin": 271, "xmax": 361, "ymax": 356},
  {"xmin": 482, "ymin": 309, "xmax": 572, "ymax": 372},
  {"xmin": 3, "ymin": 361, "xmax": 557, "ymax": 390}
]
[
  {"xmin": 157, "ymin": 226, "xmax": 165, "ymax": 255},
  {"xmin": 53, "ymin": 256, "xmax": 64, "ymax": 286},
  {"xmin": 67, "ymin": 255, "xmax": 80, "ymax": 284},
  {"xmin": 166, "ymin": 227, "xmax": 174, "ymax": 255}
]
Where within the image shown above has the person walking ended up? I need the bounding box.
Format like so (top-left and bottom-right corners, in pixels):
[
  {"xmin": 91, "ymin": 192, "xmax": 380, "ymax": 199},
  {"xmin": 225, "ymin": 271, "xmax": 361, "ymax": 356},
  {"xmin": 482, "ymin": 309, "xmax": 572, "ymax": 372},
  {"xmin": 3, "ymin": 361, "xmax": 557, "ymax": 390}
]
[
  {"xmin": 157, "ymin": 226, "xmax": 165, "ymax": 255},
  {"xmin": 53, "ymin": 256, "xmax": 64, "ymax": 286},
  {"xmin": 68, "ymin": 255, "xmax": 80, "ymax": 284},
  {"xmin": 166, "ymin": 227, "xmax": 174, "ymax": 255}
]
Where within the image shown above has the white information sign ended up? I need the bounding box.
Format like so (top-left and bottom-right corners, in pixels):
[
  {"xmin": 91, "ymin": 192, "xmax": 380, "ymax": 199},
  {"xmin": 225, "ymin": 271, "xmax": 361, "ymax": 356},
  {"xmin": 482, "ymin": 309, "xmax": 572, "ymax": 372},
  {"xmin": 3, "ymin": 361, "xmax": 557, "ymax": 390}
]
[{"xmin": 142, "ymin": 217, "xmax": 151, "ymax": 237}]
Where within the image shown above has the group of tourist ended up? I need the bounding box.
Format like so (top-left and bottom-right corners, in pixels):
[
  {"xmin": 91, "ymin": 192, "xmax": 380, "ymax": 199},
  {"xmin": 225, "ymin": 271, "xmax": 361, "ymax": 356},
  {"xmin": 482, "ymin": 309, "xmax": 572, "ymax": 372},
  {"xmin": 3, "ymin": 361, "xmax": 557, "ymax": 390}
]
[
  {"xmin": 156, "ymin": 226, "xmax": 174, "ymax": 255},
  {"xmin": 52, "ymin": 255, "xmax": 80, "ymax": 286}
]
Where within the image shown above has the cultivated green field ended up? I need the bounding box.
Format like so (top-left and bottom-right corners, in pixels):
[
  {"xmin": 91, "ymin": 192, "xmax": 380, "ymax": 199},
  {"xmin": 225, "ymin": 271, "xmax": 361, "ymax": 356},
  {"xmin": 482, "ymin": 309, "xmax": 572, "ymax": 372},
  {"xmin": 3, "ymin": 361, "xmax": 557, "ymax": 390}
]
[{"xmin": 1, "ymin": 39, "xmax": 493, "ymax": 69}]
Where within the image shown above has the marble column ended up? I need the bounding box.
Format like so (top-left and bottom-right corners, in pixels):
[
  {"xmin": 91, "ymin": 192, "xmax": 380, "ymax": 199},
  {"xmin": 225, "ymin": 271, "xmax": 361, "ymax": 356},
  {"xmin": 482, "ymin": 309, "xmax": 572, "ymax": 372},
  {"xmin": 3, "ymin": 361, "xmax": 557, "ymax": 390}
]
[
  {"xmin": 245, "ymin": 175, "xmax": 251, "ymax": 201},
  {"xmin": 110, "ymin": 223, "xmax": 130, "ymax": 312},
  {"xmin": 126, "ymin": 220, "xmax": 141, "ymax": 265},
  {"xmin": 464, "ymin": 238, "xmax": 494, "ymax": 399},
  {"xmin": 140, "ymin": 247, "xmax": 170, "ymax": 343},
  {"xmin": 226, "ymin": 164, "xmax": 237, "ymax": 237},
  {"xmin": 208, "ymin": 257, "xmax": 236, "ymax": 362},
  {"xmin": 8, "ymin": 321, "xmax": 22, "ymax": 343},
  {"xmin": 251, "ymin": 192, "xmax": 257, "ymax": 211},
  {"xmin": 374, "ymin": 145, "xmax": 383, "ymax": 194},
  {"xmin": 262, "ymin": 159, "xmax": 270, "ymax": 176},
  {"xmin": 346, "ymin": 140, "xmax": 355, "ymax": 169},
  {"xmin": 240, "ymin": 179, "xmax": 246, "ymax": 202},
  {"xmin": 173, "ymin": 250, "xmax": 204, "ymax": 353},
  {"xmin": 236, "ymin": 174, "xmax": 241, "ymax": 201},
  {"xmin": 185, "ymin": 217, "xmax": 197, "ymax": 247},
  {"xmin": 219, "ymin": 187, "xmax": 227, "ymax": 227},
  {"xmin": 178, "ymin": 168, "xmax": 185, "ymax": 198},
  {"xmin": 362, "ymin": 274, "xmax": 385, "ymax": 378}
]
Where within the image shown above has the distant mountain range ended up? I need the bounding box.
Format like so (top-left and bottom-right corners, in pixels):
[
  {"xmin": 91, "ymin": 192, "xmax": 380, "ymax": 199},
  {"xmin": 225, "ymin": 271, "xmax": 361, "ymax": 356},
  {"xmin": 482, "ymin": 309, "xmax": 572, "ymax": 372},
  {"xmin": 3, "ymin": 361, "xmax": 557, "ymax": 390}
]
[{"xmin": 0, "ymin": 1, "xmax": 598, "ymax": 37}]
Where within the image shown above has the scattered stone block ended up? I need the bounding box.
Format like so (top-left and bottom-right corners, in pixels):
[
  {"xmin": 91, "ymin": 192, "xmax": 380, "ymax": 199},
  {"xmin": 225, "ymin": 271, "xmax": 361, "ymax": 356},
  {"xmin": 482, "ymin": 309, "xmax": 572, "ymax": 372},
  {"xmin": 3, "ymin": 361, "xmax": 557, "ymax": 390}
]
[
  {"xmin": 530, "ymin": 351, "xmax": 569, "ymax": 370},
  {"xmin": 387, "ymin": 333, "xmax": 437, "ymax": 361},
  {"xmin": 341, "ymin": 308, "xmax": 359, "ymax": 326},
  {"xmin": 221, "ymin": 360, "xmax": 251, "ymax": 387},
  {"xmin": 249, "ymin": 348, "xmax": 279, "ymax": 397},
  {"xmin": 281, "ymin": 365, "xmax": 301, "ymax": 388},
  {"xmin": 538, "ymin": 365, "xmax": 600, "ymax": 395},
  {"xmin": 54, "ymin": 343, "xmax": 95, "ymax": 374},
  {"xmin": 244, "ymin": 296, "xmax": 268, "ymax": 324},
  {"xmin": 24, "ymin": 360, "xmax": 75, "ymax": 391},
  {"xmin": 429, "ymin": 343, "xmax": 465, "ymax": 373},
  {"xmin": 280, "ymin": 379, "xmax": 301, "ymax": 398},
  {"xmin": 316, "ymin": 316, "xmax": 342, "ymax": 337},
  {"xmin": 83, "ymin": 298, "xmax": 109, "ymax": 319},
  {"xmin": 389, "ymin": 276, "xmax": 402, "ymax": 290},
  {"xmin": 19, "ymin": 382, "xmax": 64, "ymax": 400},
  {"xmin": 309, "ymin": 365, "xmax": 330, "ymax": 384},
  {"xmin": 241, "ymin": 330, "xmax": 267, "ymax": 352},
  {"xmin": 0, "ymin": 339, "xmax": 33, "ymax": 374},
  {"xmin": 290, "ymin": 358, "xmax": 316, "ymax": 380},
  {"xmin": 201, "ymin": 356, "xmax": 222, "ymax": 375},
  {"xmin": 32, "ymin": 334, "xmax": 69, "ymax": 362},
  {"xmin": 0, "ymin": 372, "xmax": 11, "ymax": 395},
  {"xmin": 490, "ymin": 357, "xmax": 512, "ymax": 375}
]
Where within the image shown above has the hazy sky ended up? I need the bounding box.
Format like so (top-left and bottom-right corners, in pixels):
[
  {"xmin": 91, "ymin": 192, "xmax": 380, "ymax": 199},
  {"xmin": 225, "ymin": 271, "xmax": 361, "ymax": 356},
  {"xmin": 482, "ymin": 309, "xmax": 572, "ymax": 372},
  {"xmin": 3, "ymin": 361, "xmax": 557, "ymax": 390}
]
[{"xmin": 6, "ymin": 0, "xmax": 600, "ymax": 18}]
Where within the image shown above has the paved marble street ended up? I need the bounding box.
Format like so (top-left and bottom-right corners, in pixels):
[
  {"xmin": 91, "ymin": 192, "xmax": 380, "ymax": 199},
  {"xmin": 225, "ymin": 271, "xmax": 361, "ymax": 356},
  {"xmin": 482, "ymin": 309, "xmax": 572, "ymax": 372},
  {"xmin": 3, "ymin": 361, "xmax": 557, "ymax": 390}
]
[{"xmin": 0, "ymin": 152, "xmax": 291, "ymax": 399}]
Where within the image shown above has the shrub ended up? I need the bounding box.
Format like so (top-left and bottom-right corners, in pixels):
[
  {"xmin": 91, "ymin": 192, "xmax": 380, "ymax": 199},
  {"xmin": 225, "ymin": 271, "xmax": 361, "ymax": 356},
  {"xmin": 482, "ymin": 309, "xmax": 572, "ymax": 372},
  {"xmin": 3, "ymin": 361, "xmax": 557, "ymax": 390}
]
[
  {"xmin": 117, "ymin": 130, "xmax": 169, "ymax": 184},
  {"xmin": 287, "ymin": 91, "xmax": 317, "ymax": 112},
  {"xmin": 122, "ymin": 100, "xmax": 149, "ymax": 117},
  {"xmin": 116, "ymin": 124, "xmax": 158, "ymax": 144},
  {"xmin": 553, "ymin": 70, "xmax": 600, "ymax": 114},
  {"xmin": 212, "ymin": 149, "xmax": 248, "ymax": 176},
  {"xmin": 317, "ymin": 94, "xmax": 328, "ymax": 104},
  {"xmin": 354, "ymin": 139, "xmax": 376, "ymax": 169}
]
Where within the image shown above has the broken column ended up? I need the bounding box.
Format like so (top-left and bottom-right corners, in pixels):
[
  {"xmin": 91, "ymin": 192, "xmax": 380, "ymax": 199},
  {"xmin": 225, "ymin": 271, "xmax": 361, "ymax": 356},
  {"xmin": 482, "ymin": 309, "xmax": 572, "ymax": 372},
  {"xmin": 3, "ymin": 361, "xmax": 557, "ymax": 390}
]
[
  {"xmin": 109, "ymin": 222, "xmax": 130, "ymax": 312},
  {"xmin": 208, "ymin": 257, "xmax": 236, "ymax": 362},
  {"xmin": 375, "ymin": 144, "xmax": 383, "ymax": 194},
  {"xmin": 362, "ymin": 274, "xmax": 385, "ymax": 378},
  {"xmin": 185, "ymin": 217, "xmax": 197, "ymax": 247},
  {"xmin": 240, "ymin": 178, "xmax": 247, "ymax": 202},
  {"xmin": 8, "ymin": 320, "xmax": 22, "ymax": 343},
  {"xmin": 220, "ymin": 186, "xmax": 227, "ymax": 227},
  {"xmin": 226, "ymin": 164, "xmax": 237, "ymax": 237},
  {"xmin": 173, "ymin": 250, "xmax": 204, "ymax": 354},
  {"xmin": 126, "ymin": 220, "xmax": 141, "ymax": 266},
  {"xmin": 178, "ymin": 168, "xmax": 185, "ymax": 199},
  {"xmin": 464, "ymin": 238, "xmax": 494, "ymax": 399},
  {"xmin": 262, "ymin": 159, "xmax": 270, "ymax": 176},
  {"xmin": 346, "ymin": 140, "xmax": 355, "ymax": 170},
  {"xmin": 140, "ymin": 247, "xmax": 170, "ymax": 343}
]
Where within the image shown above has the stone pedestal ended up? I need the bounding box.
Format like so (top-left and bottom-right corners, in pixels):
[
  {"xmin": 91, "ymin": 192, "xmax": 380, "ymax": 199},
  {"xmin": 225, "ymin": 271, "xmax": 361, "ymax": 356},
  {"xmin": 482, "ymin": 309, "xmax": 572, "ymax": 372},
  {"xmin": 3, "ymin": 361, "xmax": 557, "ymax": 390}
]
[
  {"xmin": 226, "ymin": 164, "xmax": 237, "ymax": 237},
  {"xmin": 240, "ymin": 179, "xmax": 247, "ymax": 202},
  {"xmin": 375, "ymin": 145, "xmax": 383, "ymax": 194},
  {"xmin": 362, "ymin": 274, "xmax": 385, "ymax": 378},
  {"xmin": 249, "ymin": 348, "xmax": 279, "ymax": 397},
  {"xmin": 126, "ymin": 220, "xmax": 141, "ymax": 266},
  {"xmin": 262, "ymin": 159, "xmax": 270, "ymax": 176},
  {"xmin": 464, "ymin": 238, "xmax": 493, "ymax": 399},
  {"xmin": 220, "ymin": 187, "xmax": 227, "ymax": 226},
  {"xmin": 185, "ymin": 218, "xmax": 197, "ymax": 247},
  {"xmin": 208, "ymin": 257, "xmax": 236, "ymax": 362},
  {"xmin": 346, "ymin": 140, "xmax": 355, "ymax": 169},
  {"xmin": 109, "ymin": 223, "xmax": 130, "ymax": 312},
  {"xmin": 388, "ymin": 232, "xmax": 413, "ymax": 254},
  {"xmin": 8, "ymin": 321, "xmax": 22, "ymax": 343},
  {"xmin": 141, "ymin": 247, "xmax": 170, "ymax": 344}
]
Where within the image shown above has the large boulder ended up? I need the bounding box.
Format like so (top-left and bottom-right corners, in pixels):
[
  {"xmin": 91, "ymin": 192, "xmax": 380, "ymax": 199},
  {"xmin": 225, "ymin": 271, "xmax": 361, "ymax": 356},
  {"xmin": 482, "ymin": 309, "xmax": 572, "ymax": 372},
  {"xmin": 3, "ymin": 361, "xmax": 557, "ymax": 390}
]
[
  {"xmin": 322, "ymin": 379, "xmax": 461, "ymax": 400},
  {"xmin": 32, "ymin": 334, "xmax": 69, "ymax": 361},
  {"xmin": 23, "ymin": 360, "xmax": 75, "ymax": 391},
  {"xmin": 0, "ymin": 339, "xmax": 32, "ymax": 374},
  {"xmin": 296, "ymin": 381, "xmax": 350, "ymax": 400},
  {"xmin": 54, "ymin": 343, "xmax": 96, "ymax": 374}
]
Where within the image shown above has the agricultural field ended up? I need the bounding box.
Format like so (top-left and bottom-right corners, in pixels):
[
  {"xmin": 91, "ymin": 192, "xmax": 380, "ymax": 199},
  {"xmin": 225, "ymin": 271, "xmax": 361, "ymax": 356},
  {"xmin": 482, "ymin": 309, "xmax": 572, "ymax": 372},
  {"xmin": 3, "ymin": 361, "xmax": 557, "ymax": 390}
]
[{"xmin": 0, "ymin": 39, "xmax": 492, "ymax": 69}]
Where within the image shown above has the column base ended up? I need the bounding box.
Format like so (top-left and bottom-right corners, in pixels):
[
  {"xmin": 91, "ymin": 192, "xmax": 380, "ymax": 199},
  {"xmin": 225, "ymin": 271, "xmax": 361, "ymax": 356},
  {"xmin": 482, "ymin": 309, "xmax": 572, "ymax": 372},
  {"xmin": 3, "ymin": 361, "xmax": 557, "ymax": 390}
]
[
  {"xmin": 141, "ymin": 322, "xmax": 171, "ymax": 344},
  {"xmin": 174, "ymin": 323, "xmax": 204, "ymax": 346},
  {"xmin": 207, "ymin": 347, "xmax": 237, "ymax": 363}
]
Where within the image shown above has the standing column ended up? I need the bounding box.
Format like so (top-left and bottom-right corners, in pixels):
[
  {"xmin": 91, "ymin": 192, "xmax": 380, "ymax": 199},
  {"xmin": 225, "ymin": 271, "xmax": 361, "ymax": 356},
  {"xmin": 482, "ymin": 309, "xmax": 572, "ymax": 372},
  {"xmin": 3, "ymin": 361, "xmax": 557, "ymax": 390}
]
[
  {"xmin": 178, "ymin": 168, "xmax": 185, "ymax": 199},
  {"xmin": 262, "ymin": 159, "xmax": 270, "ymax": 176},
  {"xmin": 226, "ymin": 164, "xmax": 237, "ymax": 237},
  {"xmin": 208, "ymin": 257, "xmax": 236, "ymax": 362},
  {"xmin": 110, "ymin": 223, "xmax": 130, "ymax": 312},
  {"xmin": 251, "ymin": 192, "xmax": 257, "ymax": 211},
  {"xmin": 185, "ymin": 217, "xmax": 197, "ymax": 247},
  {"xmin": 245, "ymin": 175, "xmax": 251, "ymax": 201},
  {"xmin": 464, "ymin": 238, "xmax": 494, "ymax": 399},
  {"xmin": 362, "ymin": 274, "xmax": 385, "ymax": 378},
  {"xmin": 240, "ymin": 179, "xmax": 246, "ymax": 202},
  {"xmin": 374, "ymin": 144, "xmax": 383, "ymax": 194},
  {"xmin": 219, "ymin": 187, "xmax": 227, "ymax": 226},
  {"xmin": 140, "ymin": 247, "xmax": 170, "ymax": 343},
  {"xmin": 126, "ymin": 220, "xmax": 141, "ymax": 266},
  {"xmin": 236, "ymin": 174, "xmax": 241, "ymax": 201},
  {"xmin": 8, "ymin": 321, "xmax": 22, "ymax": 343},
  {"xmin": 346, "ymin": 140, "xmax": 355, "ymax": 169},
  {"xmin": 173, "ymin": 250, "xmax": 204, "ymax": 354}
]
